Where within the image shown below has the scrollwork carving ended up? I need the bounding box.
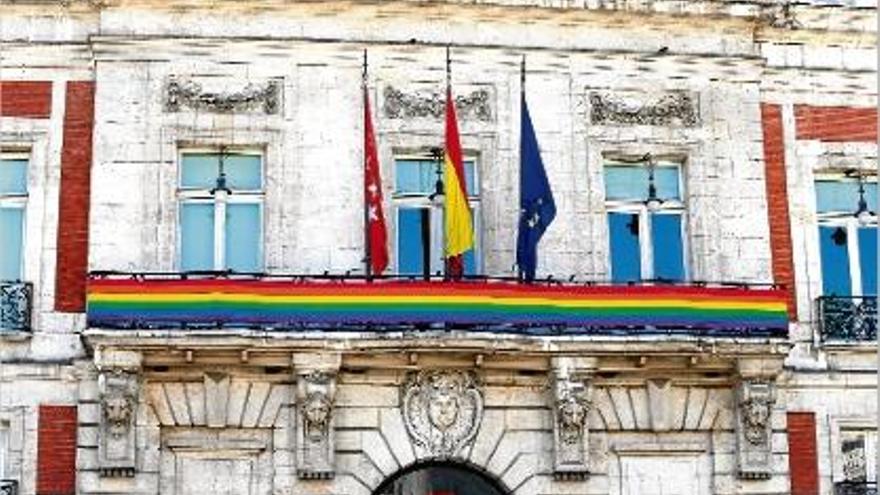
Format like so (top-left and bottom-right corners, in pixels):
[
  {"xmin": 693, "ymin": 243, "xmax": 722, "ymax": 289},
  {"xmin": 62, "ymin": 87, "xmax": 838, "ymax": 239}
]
[
  {"xmin": 589, "ymin": 91, "xmax": 699, "ymax": 127},
  {"xmin": 296, "ymin": 369, "xmax": 337, "ymax": 479},
  {"xmin": 383, "ymin": 86, "xmax": 493, "ymax": 122},
  {"xmin": 98, "ymin": 368, "xmax": 139, "ymax": 477},
  {"xmin": 735, "ymin": 380, "xmax": 775, "ymax": 479},
  {"xmin": 165, "ymin": 77, "xmax": 281, "ymax": 114},
  {"xmin": 551, "ymin": 362, "xmax": 593, "ymax": 479},
  {"xmin": 401, "ymin": 370, "xmax": 483, "ymax": 457}
]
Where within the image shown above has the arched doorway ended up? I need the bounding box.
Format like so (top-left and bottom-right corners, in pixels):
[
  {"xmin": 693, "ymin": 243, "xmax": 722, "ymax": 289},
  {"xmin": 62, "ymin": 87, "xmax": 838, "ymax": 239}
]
[{"xmin": 373, "ymin": 460, "xmax": 509, "ymax": 495}]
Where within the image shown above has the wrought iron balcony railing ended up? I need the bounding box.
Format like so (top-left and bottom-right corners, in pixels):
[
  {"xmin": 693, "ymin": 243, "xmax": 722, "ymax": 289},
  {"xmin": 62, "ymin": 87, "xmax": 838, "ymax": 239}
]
[
  {"xmin": 86, "ymin": 272, "xmax": 789, "ymax": 337},
  {"xmin": 0, "ymin": 479, "xmax": 18, "ymax": 495},
  {"xmin": 818, "ymin": 296, "xmax": 877, "ymax": 342},
  {"xmin": 0, "ymin": 281, "xmax": 32, "ymax": 333},
  {"xmin": 835, "ymin": 482, "xmax": 878, "ymax": 495}
]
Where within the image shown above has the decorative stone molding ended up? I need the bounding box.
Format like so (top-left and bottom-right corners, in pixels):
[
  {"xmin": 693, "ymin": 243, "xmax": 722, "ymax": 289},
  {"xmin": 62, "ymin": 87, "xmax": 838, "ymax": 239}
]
[
  {"xmin": 401, "ymin": 369, "xmax": 484, "ymax": 457},
  {"xmin": 164, "ymin": 77, "xmax": 281, "ymax": 114},
  {"xmin": 98, "ymin": 367, "xmax": 139, "ymax": 477},
  {"xmin": 735, "ymin": 380, "xmax": 775, "ymax": 479},
  {"xmin": 383, "ymin": 86, "xmax": 493, "ymax": 122},
  {"xmin": 550, "ymin": 357, "xmax": 596, "ymax": 480},
  {"xmin": 589, "ymin": 90, "xmax": 699, "ymax": 127},
  {"xmin": 295, "ymin": 368, "xmax": 337, "ymax": 479}
]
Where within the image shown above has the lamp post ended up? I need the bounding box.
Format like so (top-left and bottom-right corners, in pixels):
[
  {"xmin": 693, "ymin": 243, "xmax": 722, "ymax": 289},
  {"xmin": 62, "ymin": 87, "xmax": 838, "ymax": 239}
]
[
  {"xmin": 423, "ymin": 147, "xmax": 445, "ymax": 280},
  {"xmin": 853, "ymin": 171, "xmax": 873, "ymax": 226},
  {"xmin": 644, "ymin": 153, "xmax": 663, "ymax": 212}
]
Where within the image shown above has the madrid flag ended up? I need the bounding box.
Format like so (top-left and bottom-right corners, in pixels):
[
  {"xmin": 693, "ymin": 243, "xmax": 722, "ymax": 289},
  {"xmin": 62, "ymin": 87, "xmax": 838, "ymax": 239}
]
[
  {"xmin": 443, "ymin": 87, "xmax": 474, "ymax": 278},
  {"xmin": 364, "ymin": 86, "xmax": 388, "ymax": 275}
]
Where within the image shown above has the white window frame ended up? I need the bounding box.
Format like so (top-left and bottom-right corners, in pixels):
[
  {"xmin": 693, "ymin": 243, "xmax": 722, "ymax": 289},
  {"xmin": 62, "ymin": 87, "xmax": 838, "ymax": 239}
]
[
  {"xmin": 815, "ymin": 173, "xmax": 878, "ymax": 297},
  {"xmin": 0, "ymin": 152, "xmax": 29, "ymax": 282},
  {"xmin": 176, "ymin": 148, "xmax": 265, "ymax": 272},
  {"xmin": 0, "ymin": 421, "xmax": 6, "ymax": 479},
  {"xmin": 604, "ymin": 160, "xmax": 688, "ymax": 281},
  {"xmin": 830, "ymin": 416, "xmax": 878, "ymax": 485},
  {"xmin": 391, "ymin": 153, "xmax": 482, "ymax": 276}
]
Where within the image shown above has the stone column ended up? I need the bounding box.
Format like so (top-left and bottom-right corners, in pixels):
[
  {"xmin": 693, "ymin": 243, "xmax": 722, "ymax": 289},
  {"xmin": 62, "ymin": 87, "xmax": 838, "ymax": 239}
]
[
  {"xmin": 293, "ymin": 353, "xmax": 340, "ymax": 480},
  {"xmin": 550, "ymin": 357, "xmax": 597, "ymax": 480},
  {"xmin": 735, "ymin": 359, "xmax": 781, "ymax": 480},
  {"xmin": 96, "ymin": 349, "xmax": 142, "ymax": 477}
]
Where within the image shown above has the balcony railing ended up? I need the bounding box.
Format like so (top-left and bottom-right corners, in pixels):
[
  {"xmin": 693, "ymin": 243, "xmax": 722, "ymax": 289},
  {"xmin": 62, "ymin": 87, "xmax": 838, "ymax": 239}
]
[
  {"xmin": 85, "ymin": 272, "xmax": 789, "ymax": 337},
  {"xmin": 0, "ymin": 479, "xmax": 18, "ymax": 495},
  {"xmin": 835, "ymin": 482, "xmax": 878, "ymax": 495},
  {"xmin": 818, "ymin": 296, "xmax": 877, "ymax": 342},
  {"xmin": 0, "ymin": 281, "xmax": 32, "ymax": 333}
]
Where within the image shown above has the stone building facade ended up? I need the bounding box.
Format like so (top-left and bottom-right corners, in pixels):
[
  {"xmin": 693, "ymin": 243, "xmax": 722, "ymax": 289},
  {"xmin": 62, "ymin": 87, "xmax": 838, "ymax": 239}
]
[{"xmin": 0, "ymin": 1, "xmax": 876, "ymax": 494}]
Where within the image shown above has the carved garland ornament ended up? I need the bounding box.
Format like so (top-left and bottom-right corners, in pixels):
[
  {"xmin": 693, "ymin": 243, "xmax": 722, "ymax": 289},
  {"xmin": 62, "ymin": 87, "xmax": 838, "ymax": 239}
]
[
  {"xmin": 401, "ymin": 370, "xmax": 484, "ymax": 457},
  {"xmin": 589, "ymin": 91, "xmax": 699, "ymax": 127},
  {"xmin": 165, "ymin": 77, "xmax": 281, "ymax": 114},
  {"xmin": 383, "ymin": 86, "xmax": 493, "ymax": 122}
]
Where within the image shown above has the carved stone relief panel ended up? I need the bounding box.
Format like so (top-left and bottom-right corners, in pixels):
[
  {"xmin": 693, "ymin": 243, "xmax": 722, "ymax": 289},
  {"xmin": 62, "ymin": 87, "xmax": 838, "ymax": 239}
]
[
  {"xmin": 589, "ymin": 90, "xmax": 699, "ymax": 127},
  {"xmin": 295, "ymin": 370, "xmax": 337, "ymax": 479},
  {"xmin": 164, "ymin": 76, "xmax": 281, "ymax": 114},
  {"xmin": 401, "ymin": 369, "xmax": 484, "ymax": 457},
  {"xmin": 550, "ymin": 358, "xmax": 594, "ymax": 479},
  {"xmin": 382, "ymin": 86, "xmax": 493, "ymax": 122},
  {"xmin": 735, "ymin": 380, "xmax": 775, "ymax": 479},
  {"xmin": 98, "ymin": 368, "xmax": 139, "ymax": 477}
]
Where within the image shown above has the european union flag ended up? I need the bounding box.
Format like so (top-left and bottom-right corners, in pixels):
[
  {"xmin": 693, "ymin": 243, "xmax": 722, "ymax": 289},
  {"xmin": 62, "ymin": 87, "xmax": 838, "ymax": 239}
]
[{"xmin": 516, "ymin": 93, "xmax": 556, "ymax": 282}]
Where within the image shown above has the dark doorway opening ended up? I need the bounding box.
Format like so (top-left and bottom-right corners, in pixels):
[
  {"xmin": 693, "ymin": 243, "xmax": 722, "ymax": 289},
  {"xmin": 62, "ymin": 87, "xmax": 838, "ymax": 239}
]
[{"xmin": 373, "ymin": 460, "xmax": 509, "ymax": 495}]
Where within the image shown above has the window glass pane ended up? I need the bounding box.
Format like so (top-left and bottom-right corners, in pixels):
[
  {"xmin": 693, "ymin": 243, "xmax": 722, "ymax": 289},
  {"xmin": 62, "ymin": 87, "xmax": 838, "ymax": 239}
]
[
  {"xmin": 609, "ymin": 212, "xmax": 641, "ymax": 283},
  {"xmin": 0, "ymin": 207, "xmax": 24, "ymax": 280},
  {"xmin": 180, "ymin": 203, "xmax": 215, "ymax": 271},
  {"xmin": 651, "ymin": 213, "xmax": 684, "ymax": 281},
  {"xmin": 181, "ymin": 154, "xmax": 219, "ymax": 189},
  {"xmin": 395, "ymin": 159, "xmax": 478, "ymax": 195},
  {"xmin": 859, "ymin": 227, "xmax": 877, "ymax": 295},
  {"xmin": 397, "ymin": 207, "xmax": 426, "ymax": 275},
  {"xmin": 226, "ymin": 203, "xmax": 262, "ymax": 272},
  {"xmin": 816, "ymin": 180, "xmax": 878, "ymax": 214},
  {"xmin": 225, "ymin": 154, "xmax": 262, "ymax": 190},
  {"xmin": 818, "ymin": 225, "xmax": 852, "ymax": 296},
  {"xmin": 604, "ymin": 165, "xmax": 680, "ymax": 201},
  {"xmin": 0, "ymin": 159, "xmax": 28, "ymax": 195},
  {"xmin": 463, "ymin": 160, "xmax": 478, "ymax": 195}
]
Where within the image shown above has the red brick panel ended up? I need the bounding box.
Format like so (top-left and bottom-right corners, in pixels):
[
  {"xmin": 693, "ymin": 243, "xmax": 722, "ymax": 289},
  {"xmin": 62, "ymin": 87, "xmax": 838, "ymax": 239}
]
[
  {"xmin": 37, "ymin": 405, "xmax": 78, "ymax": 495},
  {"xmin": 787, "ymin": 412, "xmax": 819, "ymax": 495},
  {"xmin": 55, "ymin": 81, "xmax": 95, "ymax": 312},
  {"xmin": 761, "ymin": 103, "xmax": 797, "ymax": 321},
  {"xmin": 794, "ymin": 105, "xmax": 878, "ymax": 143},
  {"xmin": 0, "ymin": 81, "xmax": 52, "ymax": 118}
]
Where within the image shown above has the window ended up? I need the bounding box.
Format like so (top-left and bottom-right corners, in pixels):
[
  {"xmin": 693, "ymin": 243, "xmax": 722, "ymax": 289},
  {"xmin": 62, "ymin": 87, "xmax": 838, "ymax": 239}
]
[
  {"xmin": 178, "ymin": 151, "xmax": 263, "ymax": 272},
  {"xmin": 840, "ymin": 429, "xmax": 877, "ymax": 485},
  {"xmin": 0, "ymin": 154, "xmax": 27, "ymax": 281},
  {"xmin": 604, "ymin": 159, "xmax": 686, "ymax": 283},
  {"xmin": 816, "ymin": 174, "xmax": 877, "ymax": 296},
  {"xmin": 0, "ymin": 422, "xmax": 6, "ymax": 480},
  {"xmin": 393, "ymin": 155, "xmax": 480, "ymax": 276}
]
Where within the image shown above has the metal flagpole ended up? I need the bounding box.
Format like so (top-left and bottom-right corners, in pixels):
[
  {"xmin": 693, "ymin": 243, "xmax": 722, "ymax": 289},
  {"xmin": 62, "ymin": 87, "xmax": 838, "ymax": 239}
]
[
  {"xmin": 443, "ymin": 45, "xmax": 451, "ymax": 280},
  {"xmin": 518, "ymin": 54, "xmax": 525, "ymax": 283},
  {"xmin": 363, "ymin": 49, "xmax": 373, "ymax": 281}
]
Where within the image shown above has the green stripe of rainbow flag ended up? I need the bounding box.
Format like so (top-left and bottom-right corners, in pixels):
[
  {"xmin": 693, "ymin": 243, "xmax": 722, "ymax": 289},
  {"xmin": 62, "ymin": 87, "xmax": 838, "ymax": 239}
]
[{"xmin": 86, "ymin": 278, "xmax": 789, "ymax": 335}]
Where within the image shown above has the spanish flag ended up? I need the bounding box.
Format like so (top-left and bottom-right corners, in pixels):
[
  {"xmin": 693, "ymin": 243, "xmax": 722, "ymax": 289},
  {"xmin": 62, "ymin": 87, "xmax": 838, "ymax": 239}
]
[{"xmin": 443, "ymin": 87, "xmax": 474, "ymax": 278}]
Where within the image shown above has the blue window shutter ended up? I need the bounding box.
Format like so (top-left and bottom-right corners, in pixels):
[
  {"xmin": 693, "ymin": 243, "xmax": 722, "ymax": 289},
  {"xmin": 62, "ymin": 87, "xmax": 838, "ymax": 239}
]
[
  {"xmin": 0, "ymin": 207, "xmax": 24, "ymax": 280},
  {"xmin": 397, "ymin": 208, "xmax": 425, "ymax": 275},
  {"xmin": 225, "ymin": 203, "xmax": 262, "ymax": 272},
  {"xmin": 858, "ymin": 227, "xmax": 877, "ymax": 295},
  {"xmin": 609, "ymin": 212, "xmax": 641, "ymax": 283},
  {"xmin": 180, "ymin": 203, "xmax": 215, "ymax": 271},
  {"xmin": 651, "ymin": 213, "xmax": 685, "ymax": 282},
  {"xmin": 818, "ymin": 226, "xmax": 852, "ymax": 296}
]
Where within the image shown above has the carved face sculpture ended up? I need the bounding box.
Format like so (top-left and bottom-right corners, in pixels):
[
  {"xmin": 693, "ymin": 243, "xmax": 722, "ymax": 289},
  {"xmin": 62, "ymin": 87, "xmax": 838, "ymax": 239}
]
[
  {"xmin": 427, "ymin": 374, "xmax": 460, "ymax": 431},
  {"xmin": 103, "ymin": 395, "xmax": 132, "ymax": 437},
  {"xmin": 301, "ymin": 392, "xmax": 331, "ymax": 440},
  {"xmin": 743, "ymin": 399, "xmax": 770, "ymax": 445},
  {"xmin": 558, "ymin": 396, "xmax": 587, "ymax": 444}
]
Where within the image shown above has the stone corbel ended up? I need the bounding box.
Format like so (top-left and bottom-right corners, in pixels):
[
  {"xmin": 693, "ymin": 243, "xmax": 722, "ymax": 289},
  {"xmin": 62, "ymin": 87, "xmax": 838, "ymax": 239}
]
[
  {"xmin": 96, "ymin": 350, "xmax": 142, "ymax": 477},
  {"xmin": 293, "ymin": 354, "xmax": 340, "ymax": 480},
  {"xmin": 550, "ymin": 357, "xmax": 596, "ymax": 480},
  {"xmin": 735, "ymin": 379, "xmax": 776, "ymax": 479}
]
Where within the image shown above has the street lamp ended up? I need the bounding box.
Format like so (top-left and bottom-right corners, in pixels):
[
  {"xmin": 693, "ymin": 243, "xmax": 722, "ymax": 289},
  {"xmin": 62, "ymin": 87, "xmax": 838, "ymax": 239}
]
[
  {"xmin": 644, "ymin": 154, "xmax": 663, "ymax": 212},
  {"xmin": 852, "ymin": 170, "xmax": 874, "ymax": 226},
  {"xmin": 428, "ymin": 146, "xmax": 445, "ymax": 207}
]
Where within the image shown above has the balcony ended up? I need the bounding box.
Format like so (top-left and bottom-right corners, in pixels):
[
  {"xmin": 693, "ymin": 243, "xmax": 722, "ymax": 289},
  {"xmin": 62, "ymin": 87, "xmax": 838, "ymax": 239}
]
[
  {"xmin": 0, "ymin": 281, "xmax": 32, "ymax": 333},
  {"xmin": 818, "ymin": 296, "xmax": 877, "ymax": 342},
  {"xmin": 835, "ymin": 482, "xmax": 878, "ymax": 495},
  {"xmin": 85, "ymin": 272, "xmax": 789, "ymax": 338},
  {"xmin": 0, "ymin": 480, "xmax": 18, "ymax": 495}
]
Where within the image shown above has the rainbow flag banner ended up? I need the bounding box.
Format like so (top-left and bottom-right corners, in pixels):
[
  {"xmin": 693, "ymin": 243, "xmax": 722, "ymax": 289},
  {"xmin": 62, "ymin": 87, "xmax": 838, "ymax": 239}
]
[{"xmin": 86, "ymin": 276, "xmax": 789, "ymax": 336}]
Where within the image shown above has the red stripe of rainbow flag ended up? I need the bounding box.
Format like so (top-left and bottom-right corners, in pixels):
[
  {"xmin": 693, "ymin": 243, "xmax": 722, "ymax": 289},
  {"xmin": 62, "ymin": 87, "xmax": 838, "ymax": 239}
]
[{"xmin": 86, "ymin": 278, "xmax": 789, "ymax": 335}]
